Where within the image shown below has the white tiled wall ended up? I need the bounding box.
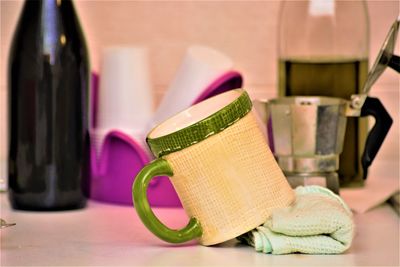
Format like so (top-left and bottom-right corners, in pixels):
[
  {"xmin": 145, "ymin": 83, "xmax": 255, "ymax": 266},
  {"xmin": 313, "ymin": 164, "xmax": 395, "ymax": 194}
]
[{"xmin": 1, "ymin": 0, "xmax": 399, "ymax": 182}]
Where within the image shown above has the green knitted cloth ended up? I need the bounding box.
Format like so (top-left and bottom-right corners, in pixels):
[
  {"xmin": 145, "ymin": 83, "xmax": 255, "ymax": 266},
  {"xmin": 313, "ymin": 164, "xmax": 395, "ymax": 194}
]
[{"xmin": 238, "ymin": 186, "xmax": 354, "ymax": 254}]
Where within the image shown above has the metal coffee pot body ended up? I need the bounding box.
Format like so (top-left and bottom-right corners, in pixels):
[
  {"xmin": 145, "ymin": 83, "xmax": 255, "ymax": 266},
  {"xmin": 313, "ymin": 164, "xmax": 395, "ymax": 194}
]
[
  {"xmin": 266, "ymin": 96, "xmax": 347, "ymax": 174},
  {"xmin": 255, "ymin": 95, "xmax": 392, "ymax": 191}
]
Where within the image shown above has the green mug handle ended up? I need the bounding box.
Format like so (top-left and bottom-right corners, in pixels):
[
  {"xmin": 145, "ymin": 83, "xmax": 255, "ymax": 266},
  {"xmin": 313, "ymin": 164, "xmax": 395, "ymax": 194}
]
[{"xmin": 132, "ymin": 158, "xmax": 202, "ymax": 243}]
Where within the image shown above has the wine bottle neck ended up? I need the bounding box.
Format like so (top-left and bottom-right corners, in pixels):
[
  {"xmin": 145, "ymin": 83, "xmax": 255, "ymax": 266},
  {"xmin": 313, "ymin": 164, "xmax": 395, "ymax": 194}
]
[{"xmin": 18, "ymin": 0, "xmax": 78, "ymax": 64}]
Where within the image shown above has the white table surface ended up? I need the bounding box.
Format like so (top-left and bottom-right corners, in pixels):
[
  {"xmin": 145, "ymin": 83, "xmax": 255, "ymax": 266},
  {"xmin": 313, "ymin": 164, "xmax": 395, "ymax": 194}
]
[{"xmin": 1, "ymin": 190, "xmax": 399, "ymax": 267}]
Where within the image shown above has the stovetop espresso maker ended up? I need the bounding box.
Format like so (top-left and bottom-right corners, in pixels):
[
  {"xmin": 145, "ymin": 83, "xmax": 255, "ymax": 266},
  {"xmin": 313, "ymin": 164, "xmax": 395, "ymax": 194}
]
[{"xmin": 255, "ymin": 18, "xmax": 399, "ymax": 193}]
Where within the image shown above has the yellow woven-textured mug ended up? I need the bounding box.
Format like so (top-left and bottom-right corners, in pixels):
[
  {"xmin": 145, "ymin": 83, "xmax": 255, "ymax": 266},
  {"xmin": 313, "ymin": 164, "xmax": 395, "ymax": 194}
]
[{"xmin": 133, "ymin": 89, "xmax": 294, "ymax": 246}]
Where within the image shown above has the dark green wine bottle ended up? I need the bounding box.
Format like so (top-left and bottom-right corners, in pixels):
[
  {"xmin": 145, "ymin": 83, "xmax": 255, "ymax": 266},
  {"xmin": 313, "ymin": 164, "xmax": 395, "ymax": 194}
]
[{"xmin": 8, "ymin": 0, "xmax": 90, "ymax": 210}]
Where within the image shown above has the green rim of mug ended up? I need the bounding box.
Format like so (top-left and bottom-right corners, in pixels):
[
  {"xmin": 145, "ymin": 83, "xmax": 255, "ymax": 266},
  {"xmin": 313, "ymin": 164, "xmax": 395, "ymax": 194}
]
[{"xmin": 147, "ymin": 89, "xmax": 252, "ymax": 158}]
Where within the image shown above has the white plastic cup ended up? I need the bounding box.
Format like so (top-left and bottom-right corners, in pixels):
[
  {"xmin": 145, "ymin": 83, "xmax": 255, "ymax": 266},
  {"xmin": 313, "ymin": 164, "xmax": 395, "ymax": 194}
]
[
  {"xmin": 151, "ymin": 45, "xmax": 233, "ymax": 127},
  {"xmin": 97, "ymin": 47, "xmax": 153, "ymax": 142}
]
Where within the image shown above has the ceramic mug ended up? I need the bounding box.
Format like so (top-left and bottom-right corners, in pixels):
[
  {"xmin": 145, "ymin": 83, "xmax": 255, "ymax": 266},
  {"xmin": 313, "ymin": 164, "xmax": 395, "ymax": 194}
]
[{"xmin": 133, "ymin": 89, "xmax": 295, "ymax": 246}]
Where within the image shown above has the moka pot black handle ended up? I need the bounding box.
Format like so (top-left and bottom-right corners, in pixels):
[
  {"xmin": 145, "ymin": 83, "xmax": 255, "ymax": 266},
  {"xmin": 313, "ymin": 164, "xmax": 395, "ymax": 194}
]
[{"xmin": 360, "ymin": 97, "xmax": 393, "ymax": 179}]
